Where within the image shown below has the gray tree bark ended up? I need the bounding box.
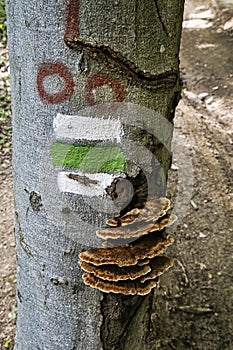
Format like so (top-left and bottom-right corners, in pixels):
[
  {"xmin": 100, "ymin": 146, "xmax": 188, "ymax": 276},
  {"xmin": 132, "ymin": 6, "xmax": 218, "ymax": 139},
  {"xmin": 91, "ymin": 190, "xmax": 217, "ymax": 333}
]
[{"xmin": 6, "ymin": 0, "xmax": 184, "ymax": 349}]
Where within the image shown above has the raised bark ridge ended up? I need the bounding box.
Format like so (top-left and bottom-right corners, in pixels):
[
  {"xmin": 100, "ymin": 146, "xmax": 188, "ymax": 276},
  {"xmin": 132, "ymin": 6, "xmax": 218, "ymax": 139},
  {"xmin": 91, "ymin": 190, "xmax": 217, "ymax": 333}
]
[{"xmin": 65, "ymin": 36, "xmax": 178, "ymax": 90}]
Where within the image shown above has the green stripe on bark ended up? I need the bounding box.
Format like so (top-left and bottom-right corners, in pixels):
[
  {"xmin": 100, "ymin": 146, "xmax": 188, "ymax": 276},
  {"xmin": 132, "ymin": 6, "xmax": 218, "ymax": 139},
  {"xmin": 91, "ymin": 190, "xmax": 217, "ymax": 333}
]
[{"xmin": 51, "ymin": 142, "xmax": 126, "ymax": 172}]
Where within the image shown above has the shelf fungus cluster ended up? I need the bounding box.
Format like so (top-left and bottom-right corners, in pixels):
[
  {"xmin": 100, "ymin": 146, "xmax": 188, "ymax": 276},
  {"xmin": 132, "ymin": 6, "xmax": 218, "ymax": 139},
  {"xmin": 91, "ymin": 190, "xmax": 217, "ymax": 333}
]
[{"xmin": 79, "ymin": 197, "xmax": 176, "ymax": 295}]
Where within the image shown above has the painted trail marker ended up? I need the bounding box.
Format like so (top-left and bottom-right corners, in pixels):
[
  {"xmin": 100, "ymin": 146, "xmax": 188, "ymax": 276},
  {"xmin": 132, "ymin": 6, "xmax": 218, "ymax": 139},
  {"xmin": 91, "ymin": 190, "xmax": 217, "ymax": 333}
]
[
  {"xmin": 40, "ymin": 103, "xmax": 193, "ymax": 246},
  {"xmin": 54, "ymin": 113, "xmax": 124, "ymax": 143},
  {"xmin": 51, "ymin": 113, "xmax": 126, "ymax": 199}
]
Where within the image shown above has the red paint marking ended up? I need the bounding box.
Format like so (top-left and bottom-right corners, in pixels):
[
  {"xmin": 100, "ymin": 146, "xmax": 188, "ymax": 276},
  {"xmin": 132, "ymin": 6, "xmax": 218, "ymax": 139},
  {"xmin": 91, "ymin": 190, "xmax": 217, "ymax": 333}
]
[
  {"xmin": 37, "ymin": 62, "xmax": 75, "ymax": 104},
  {"xmin": 65, "ymin": 0, "xmax": 80, "ymax": 38},
  {"xmin": 85, "ymin": 72, "xmax": 125, "ymax": 106}
]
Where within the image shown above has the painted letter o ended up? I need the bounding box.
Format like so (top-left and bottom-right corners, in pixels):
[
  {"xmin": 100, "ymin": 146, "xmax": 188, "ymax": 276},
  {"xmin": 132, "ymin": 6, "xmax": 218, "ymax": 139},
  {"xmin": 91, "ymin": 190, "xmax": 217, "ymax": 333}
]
[{"xmin": 37, "ymin": 62, "xmax": 75, "ymax": 104}]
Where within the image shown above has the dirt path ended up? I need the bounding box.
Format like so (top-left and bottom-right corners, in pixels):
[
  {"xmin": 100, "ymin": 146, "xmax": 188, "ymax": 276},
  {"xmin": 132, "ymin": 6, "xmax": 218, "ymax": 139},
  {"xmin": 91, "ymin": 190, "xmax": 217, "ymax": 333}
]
[
  {"xmin": 0, "ymin": 169, "xmax": 15, "ymax": 349},
  {"xmin": 163, "ymin": 97, "xmax": 232, "ymax": 348},
  {"xmin": 0, "ymin": 1, "xmax": 232, "ymax": 349},
  {"xmin": 158, "ymin": 2, "xmax": 233, "ymax": 348}
]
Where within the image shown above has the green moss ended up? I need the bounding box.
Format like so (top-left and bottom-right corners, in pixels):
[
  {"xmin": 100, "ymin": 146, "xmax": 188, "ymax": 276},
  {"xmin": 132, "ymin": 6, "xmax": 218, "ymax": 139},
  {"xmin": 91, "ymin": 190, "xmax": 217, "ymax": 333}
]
[{"xmin": 51, "ymin": 142, "xmax": 126, "ymax": 173}]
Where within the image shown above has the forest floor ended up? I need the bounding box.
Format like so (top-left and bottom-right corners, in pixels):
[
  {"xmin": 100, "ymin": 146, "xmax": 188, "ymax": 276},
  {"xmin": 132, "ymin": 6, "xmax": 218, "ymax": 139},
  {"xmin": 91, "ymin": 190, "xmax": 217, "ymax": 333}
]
[{"xmin": 0, "ymin": 1, "xmax": 232, "ymax": 349}]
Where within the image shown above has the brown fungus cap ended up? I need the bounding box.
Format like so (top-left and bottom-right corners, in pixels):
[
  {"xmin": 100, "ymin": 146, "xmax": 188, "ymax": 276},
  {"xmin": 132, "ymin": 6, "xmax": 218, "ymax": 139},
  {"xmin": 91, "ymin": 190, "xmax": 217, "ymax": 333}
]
[
  {"xmin": 79, "ymin": 231, "xmax": 174, "ymax": 267},
  {"xmin": 82, "ymin": 273, "xmax": 158, "ymax": 295},
  {"xmin": 137, "ymin": 258, "xmax": 150, "ymax": 266},
  {"xmin": 80, "ymin": 260, "xmax": 151, "ymax": 281},
  {"xmin": 106, "ymin": 197, "xmax": 170, "ymax": 227},
  {"xmin": 140, "ymin": 256, "xmax": 173, "ymax": 283},
  {"xmin": 97, "ymin": 214, "xmax": 177, "ymax": 240}
]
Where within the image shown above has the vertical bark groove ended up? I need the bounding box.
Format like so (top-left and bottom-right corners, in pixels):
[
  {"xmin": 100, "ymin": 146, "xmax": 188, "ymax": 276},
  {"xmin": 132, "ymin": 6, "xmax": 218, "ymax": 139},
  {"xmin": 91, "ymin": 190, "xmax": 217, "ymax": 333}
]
[
  {"xmin": 153, "ymin": 0, "xmax": 169, "ymax": 36},
  {"xmin": 100, "ymin": 293, "xmax": 150, "ymax": 350}
]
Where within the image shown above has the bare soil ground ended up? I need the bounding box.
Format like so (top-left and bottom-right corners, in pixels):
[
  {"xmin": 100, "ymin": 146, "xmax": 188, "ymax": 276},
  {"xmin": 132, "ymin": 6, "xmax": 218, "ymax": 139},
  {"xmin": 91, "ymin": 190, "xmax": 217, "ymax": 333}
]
[
  {"xmin": 159, "ymin": 2, "xmax": 233, "ymax": 349},
  {"xmin": 0, "ymin": 37, "xmax": 15, "ymax": 350},
  {"xmin": 0, "ymin": 1, "xmax": 232, "ymax": 349}
]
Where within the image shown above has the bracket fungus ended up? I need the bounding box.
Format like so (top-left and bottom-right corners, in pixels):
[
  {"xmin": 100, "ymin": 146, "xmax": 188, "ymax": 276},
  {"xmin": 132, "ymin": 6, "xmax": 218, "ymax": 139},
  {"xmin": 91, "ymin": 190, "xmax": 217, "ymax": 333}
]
[
  {"xmin": 106, "ymin": 197, "xmax": 170, "ymax": 227},
  {"xmin": 96, "ymin": 213, "xmax": 177, "ymax": 240},
  {"xmin": 80, "ymin": 260, "xmax": 151, "ymax": 281},
  {"xmin": 79, "ymin": 197, "xmax": 176, "ymax": 295},
  {"xmin": 79, "ymin": 231, "xmax": 173, "ymax": 267},
  {"xmin": 140, "ymin": 256, "xmax": 173, "ymax": 283},
  {"xmin": 82, "ymin": 273, "xmax": 159, "ymax": 296},
  {"xmin": 138, "ymin": 258, "xmax": 150, "ymax": 266}
]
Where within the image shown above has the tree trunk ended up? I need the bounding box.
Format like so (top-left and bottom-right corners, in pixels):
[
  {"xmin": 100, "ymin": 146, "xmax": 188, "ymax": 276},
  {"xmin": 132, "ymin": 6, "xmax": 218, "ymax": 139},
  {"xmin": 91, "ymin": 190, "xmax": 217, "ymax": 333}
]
[{"xmin": 6, "ymin": 0, "xmax": 184, "ymax": 349}]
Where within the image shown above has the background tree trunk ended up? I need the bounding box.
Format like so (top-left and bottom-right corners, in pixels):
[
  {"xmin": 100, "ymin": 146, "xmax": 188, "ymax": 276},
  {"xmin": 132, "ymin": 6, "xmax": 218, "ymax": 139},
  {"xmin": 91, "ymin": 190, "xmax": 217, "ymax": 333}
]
[{"xmin": 6, "ymin": 0, "xmax": 184, "ymax": 349}]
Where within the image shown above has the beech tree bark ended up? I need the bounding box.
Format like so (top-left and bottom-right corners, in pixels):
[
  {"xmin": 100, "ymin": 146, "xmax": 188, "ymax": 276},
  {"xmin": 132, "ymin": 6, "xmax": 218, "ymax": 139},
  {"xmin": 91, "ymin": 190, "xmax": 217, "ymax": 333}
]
[{"xmin": 6, "ymin": 1, "xmax": 184, "ymax": 349}]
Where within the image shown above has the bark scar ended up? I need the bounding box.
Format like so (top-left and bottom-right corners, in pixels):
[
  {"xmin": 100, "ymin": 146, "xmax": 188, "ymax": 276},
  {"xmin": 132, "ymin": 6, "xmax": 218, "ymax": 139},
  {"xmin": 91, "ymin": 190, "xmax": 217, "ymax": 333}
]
[
  {"xmin": 15, "ymin": 211, "xmax": 33, "ymax": 257},
  {"xmin": 64, "ymin": 0, "xmax": 176, "ymax": 89},
  {"xmin": 29, "ymin": 191, "xmax": 43, "ymax": 211},
  {"xmin": 64, "ymin": 37, "xmax": 177, "ymax": 90}
]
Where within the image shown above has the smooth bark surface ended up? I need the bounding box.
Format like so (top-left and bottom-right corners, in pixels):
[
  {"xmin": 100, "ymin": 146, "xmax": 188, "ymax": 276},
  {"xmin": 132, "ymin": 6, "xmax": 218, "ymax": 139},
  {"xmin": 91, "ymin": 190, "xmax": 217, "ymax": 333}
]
[{"xmin": 6, "ymin": 1, "xmax": 184, "ymax": 349}]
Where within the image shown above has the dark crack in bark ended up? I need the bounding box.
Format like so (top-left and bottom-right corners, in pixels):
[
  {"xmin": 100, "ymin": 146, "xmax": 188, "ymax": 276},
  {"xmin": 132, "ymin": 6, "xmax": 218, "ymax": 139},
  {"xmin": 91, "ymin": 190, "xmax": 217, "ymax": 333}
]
[
  {"xmin": 100, "ymin": 293, "xmax": 146, "ymax": 350},
  {"xmin": 153, "ymin": 0, "xmax": 169, "ymax": 37}
]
